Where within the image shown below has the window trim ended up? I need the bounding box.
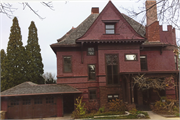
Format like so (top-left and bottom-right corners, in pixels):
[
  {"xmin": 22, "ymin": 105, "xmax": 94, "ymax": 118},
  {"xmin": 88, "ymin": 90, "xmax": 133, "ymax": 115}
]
[
  {"xmin": 140, "ymin": 55, "xmax": 148, "ymax": 71},
  {"xmin": 105, "ymin": 23, "xmax": 115, "ymax": 34},
  {"xmin": 34, "ymin": 98, "xmax": 43, "ymax": 104},
  {"xmin": 63, "ymin": 55, "xmax": 72, "ymax": 73},
  {"xmin": 105, "ymin": 54, "xmax": 119, "ymax": 85},
  {"xmin": 87, "ymin": 47, "xmax": 95, "ymax": 56},
  {"xmin": 124, "ymin": 53, "xmax": 138, "ymax": 61},
  {"xmin": 88, "ymin": 88, "xmax": 97, "ymax": 101},
  {"xmin": 88, "ymin": 64, "xmax": 96, "ymax": 81},
  {"xmin": 107, "ymin": 94, "xmax": 119, "ymax": 102},
  {"xmin": 174, "ymin": 55, "xmax": 178, "ymax": 70},
  {"xmin": 22, "ymin": 98, "xmax": 31, "ymax": 105},
  {"xmin": 46, "ymin": 97, "xmax": 54, "ymax": 104},
  {"xmin": 10, "ymin": 99, "xmax": 19, "ymax": 106}
]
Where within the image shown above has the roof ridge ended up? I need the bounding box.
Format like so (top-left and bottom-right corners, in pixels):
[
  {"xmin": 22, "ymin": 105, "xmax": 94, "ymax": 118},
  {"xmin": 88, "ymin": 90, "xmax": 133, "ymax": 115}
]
[{"xmin": 1, "ymin": 81, "xmax": 37, "ymax": 93}]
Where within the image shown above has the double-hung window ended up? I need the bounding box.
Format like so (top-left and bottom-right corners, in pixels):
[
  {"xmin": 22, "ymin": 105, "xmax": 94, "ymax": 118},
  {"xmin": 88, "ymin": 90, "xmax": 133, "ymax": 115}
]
[
  {"xmin": 88, "ymin": 64, "xmax": 96, "ymax": 80},
  {"xmin": 63, "ymin": 56, "xmax": 72, "ymax": 73},
  {"xmin": 140, "ymin": 55, "xmax": 147, "ymax": 70},
  {"xmin": 174, "ymin": 55, "xmax": 177, "ymax": 70},
  {"xmin": 89, "ymin": 89, "xmax": 97, "ymax": 100},
  {"xmin": 105, "ymin": 24, "xmax": 115, "ymax": 34}
]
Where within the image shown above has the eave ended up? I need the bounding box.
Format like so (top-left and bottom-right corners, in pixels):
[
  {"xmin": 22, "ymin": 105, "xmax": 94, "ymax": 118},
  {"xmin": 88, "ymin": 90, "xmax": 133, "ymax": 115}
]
[
  {"xmin": 77, "ymin": 39, "xmax": 146, "ymax": 44},
  {"xmin": 1, "ymin": 91, "xmax": 82, "ymax": 97},
  {"xmin": 50, "ymin": 44, "xmax": 81, "ymax": 54}
]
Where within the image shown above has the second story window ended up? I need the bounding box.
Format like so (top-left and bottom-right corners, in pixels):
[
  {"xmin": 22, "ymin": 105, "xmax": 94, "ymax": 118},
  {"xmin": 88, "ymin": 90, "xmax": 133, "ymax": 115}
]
[
  {"xmin": 63, "ymin": 56, "xmax": 72, "ymax": 73},
  {"xmin": 140, "ymin": 55, "xmax": 147, "ymax": 71},
  {"xmin": 174, "ymin": 55, "xmax": 177, "ymax": 70},
  {"xmin": 125, "ymin": 54, "xmax": 137, "ymax": 61},
  {"xmin": 88, "ymin": 64, "xmax": 96, "ymax": 80},
  {"xmin": 106, "ymin": 54, "xmax": 119, "ymax": 85},
  {"xmin": 88, "ymin": 48, "xmax": 95, "ymax": 55},
  {"xmin": 105, "ymin": 24, "xmax": 115, "ymax": 34}
]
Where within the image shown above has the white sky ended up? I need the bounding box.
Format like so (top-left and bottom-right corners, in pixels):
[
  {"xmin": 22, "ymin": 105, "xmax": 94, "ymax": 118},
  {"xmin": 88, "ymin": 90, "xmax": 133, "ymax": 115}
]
[{"xmin": 1, "ymin": 0, "xmax": 180, "ymax": 77}]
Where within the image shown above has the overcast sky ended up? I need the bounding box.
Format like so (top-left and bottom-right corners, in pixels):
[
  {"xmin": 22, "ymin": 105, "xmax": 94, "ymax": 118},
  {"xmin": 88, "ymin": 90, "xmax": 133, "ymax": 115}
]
[{"xmin": 1, "ymin": 0, "xmax": 180, "ymax": 77}]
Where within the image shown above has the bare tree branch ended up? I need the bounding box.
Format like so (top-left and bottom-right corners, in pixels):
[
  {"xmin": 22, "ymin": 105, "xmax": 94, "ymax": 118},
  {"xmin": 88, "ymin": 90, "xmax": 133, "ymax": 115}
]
[
  {"xmin": 0, "ymin": 1, "xmax": 55, "ymax": 19},
  {"xmin": 120, "ymin": 0, "xmax": 180, "ymax": 30},
  {"xmin": 133, "ymin": 74, "xmax": 176, "ymax": 90}
]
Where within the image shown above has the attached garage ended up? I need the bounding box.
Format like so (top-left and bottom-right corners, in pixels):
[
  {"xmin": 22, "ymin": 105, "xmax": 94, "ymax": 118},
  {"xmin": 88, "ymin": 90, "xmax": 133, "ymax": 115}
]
[{"xmin": 1, "ymin": 82, "xmax": 82, "ymax": 119}]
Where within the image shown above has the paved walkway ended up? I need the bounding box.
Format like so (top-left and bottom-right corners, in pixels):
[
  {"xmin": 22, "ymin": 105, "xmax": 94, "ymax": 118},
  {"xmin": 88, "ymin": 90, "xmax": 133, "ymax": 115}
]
[
  {"xmin": 21, "ymin": 111, "xmax": 180, "ymax": 120},
  {"xmin": 144, "ymin": 111, "xmax": 180, "ymax": 120}
]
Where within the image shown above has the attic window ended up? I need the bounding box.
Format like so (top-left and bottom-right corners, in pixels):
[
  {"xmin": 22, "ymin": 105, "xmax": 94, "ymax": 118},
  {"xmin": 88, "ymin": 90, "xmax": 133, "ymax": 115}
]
[{"xmin": 105, "ymin": 24, "xmax": 115, "ymax": 34}]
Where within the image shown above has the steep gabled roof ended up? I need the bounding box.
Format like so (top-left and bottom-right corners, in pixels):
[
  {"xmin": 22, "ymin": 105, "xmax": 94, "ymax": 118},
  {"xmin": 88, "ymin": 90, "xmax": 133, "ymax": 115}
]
[
  {"xmin": 51, "ymin": 1, "xmax": 146, "ymax": 47},
  {"xmin": 1, "ymin": 81, "xmax": 82, "ymax": 97},
  {"xmin": 121, "ymin": 13, "xmax": 145, "ymax": 37},
  {"xmin": 56, "ymin": 14, "xmax": 99, "ymax": 45}
]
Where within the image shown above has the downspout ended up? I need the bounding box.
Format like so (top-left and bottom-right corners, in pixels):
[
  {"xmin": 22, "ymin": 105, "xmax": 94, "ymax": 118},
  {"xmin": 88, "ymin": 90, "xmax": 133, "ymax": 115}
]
[{"xmin": 81, "ymin": 42, "xmax": 84, "ymax": 64}]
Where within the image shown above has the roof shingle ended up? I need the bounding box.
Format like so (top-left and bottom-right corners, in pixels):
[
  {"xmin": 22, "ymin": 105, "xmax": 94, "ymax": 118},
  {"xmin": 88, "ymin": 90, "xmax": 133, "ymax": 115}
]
[{"xmin": 1, "ymin": 81, "xmax": 81, "ymax": 97}]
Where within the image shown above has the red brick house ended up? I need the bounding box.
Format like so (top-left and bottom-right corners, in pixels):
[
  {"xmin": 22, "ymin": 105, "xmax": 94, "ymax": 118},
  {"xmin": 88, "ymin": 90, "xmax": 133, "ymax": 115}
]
[
  {"xmin": 1, "ymin": 0, "xmax": 179, "ymax": 119},
  {"xmin": 50, "ymin": 0, "xmax": 178, "ymax": 110}
]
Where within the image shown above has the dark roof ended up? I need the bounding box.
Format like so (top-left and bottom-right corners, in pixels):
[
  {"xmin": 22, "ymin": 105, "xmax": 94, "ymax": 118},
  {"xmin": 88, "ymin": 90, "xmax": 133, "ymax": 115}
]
[
  {"xmin": 1, "ymin": 82, "xmax": 82, "ymax": 97},
  {"xmin": 51, "ymin": 13, "xmax": 145, "ymax": 46},
  {"xmin": 121, "ymin": 13, "xmax": 145, "ymax": 37},
  {"xmin": 57, "ymin": 14, "xmax": 99, "ymax": 45}
]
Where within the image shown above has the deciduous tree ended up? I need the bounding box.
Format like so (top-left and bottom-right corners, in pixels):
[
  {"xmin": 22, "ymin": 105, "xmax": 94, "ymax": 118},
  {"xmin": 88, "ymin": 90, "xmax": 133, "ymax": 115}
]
[{"xmin": 42, "ymin": 72, "xmax": 56, "ymax": 84}]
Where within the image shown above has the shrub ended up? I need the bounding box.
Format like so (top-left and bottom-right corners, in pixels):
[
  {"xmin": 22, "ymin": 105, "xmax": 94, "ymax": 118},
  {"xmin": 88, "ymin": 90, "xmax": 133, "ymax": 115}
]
[
  {"xmin": 72, "ymin": 96, "xmax": 86, "ymax": 118},
  {"xmin": 99, "ymin": 106, "xmax": 105, "ymax": 113},
  {"xmin": 108, "ymin": 98, "xmax": 126, "ymax": 112},
  {"xmin": 129, "ymin": 108, "xmax": 138, "ymax": 115},
  {"xmin": 85, "ymin": 100, "xmax": 98, "ymax": 113},
  {"xmin": 71, "ymin": 109, "xmax": 80, "ymax": 119}
]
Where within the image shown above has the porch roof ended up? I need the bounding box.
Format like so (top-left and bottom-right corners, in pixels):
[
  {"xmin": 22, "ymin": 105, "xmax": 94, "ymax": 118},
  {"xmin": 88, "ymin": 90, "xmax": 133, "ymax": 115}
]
[{"xmin": 1, "ymin": 82, "xmax": 82, "ymax": 97}]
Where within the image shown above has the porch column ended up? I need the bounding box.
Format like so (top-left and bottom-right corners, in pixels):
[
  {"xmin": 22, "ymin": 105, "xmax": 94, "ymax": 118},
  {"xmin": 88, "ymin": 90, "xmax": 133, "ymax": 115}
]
[
  {"xmin": 126, "ymin": 78, "xmax": 131, "ymax": 104},
  {"xmin": 131, "ymin": 77, "xmax": 134, "ymax": 103}
]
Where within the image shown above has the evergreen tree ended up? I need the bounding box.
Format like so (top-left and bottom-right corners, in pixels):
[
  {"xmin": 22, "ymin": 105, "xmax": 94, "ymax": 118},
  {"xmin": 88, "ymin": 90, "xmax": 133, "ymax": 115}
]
[
  {"xmin": 26, "ymin": 21, "xmax": 44, "ymax": 84},
  {"xmin": 1, "ymin": 49, "xmax": 6, "ymax": 91},
  {"xmin": 3, "ymin": 17, "xmax": 27, "ymax": 90}
]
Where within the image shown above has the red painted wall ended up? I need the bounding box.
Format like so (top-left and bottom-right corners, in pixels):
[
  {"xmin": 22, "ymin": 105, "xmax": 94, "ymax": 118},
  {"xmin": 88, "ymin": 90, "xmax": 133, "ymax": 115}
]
[
  {"xmin": 78, "ymin": 1, "xmax": 144, "ymax": 41},
  {"xmin": 57, "ymin": 96, "xmax": 63, "ymax": 117},
  {"xmin": 159, "ymin": 25, "xmax": 176, "ymax": 45},
  {"xmin": 1, "ymin": 99, "xmax": 7, "ymax": 111},
  {"xmin": 140, "ymin": 50, "xmax": 176, "ymax": 71}
]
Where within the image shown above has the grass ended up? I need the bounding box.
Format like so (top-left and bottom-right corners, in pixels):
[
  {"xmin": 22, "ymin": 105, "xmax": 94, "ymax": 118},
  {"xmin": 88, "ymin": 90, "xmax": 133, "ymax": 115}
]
[{"xmin": 78, "ymin": 111, "xmax": 150, "ymax": 119}]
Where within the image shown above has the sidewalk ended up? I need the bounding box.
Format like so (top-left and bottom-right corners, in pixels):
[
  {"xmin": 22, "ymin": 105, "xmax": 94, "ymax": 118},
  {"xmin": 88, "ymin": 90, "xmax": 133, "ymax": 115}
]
[{"xmin": 21, "ymin": 111, "xmax": 180, "ymax": 120}]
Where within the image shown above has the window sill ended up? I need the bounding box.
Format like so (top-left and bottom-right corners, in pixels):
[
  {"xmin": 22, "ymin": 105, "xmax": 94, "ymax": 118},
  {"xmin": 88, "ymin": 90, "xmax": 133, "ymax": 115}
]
[
  {"xmin": 103, "ymin": 34, "xmax": 120, "ymax": 35},
  {"xmin": 106, "ymin": 84, "xmax": 121, "ymax": 87}
]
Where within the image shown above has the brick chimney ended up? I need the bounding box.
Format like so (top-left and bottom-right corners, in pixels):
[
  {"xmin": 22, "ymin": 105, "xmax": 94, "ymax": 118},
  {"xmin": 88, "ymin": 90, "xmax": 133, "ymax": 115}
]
[
  {"xmin": 91, "ymin": 7, "xmax": 99, "ymax": 14},
  {"xmin": 146, "ymin": 0, "xmax": 160, "ymax": 42}
]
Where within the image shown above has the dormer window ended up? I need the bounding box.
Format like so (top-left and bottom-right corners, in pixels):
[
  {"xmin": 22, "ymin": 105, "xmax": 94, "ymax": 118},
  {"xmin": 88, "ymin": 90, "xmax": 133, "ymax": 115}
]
[{"xmin": 105, "ymin": 24, "xmax": 115, "ymax": 34}]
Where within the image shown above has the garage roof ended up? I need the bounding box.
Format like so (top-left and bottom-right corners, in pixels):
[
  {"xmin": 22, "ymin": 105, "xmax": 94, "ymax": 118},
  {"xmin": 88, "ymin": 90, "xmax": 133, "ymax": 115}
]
[{"xmin": 1, "ymin": 82, "xmax": 82, "ymax": 97}]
